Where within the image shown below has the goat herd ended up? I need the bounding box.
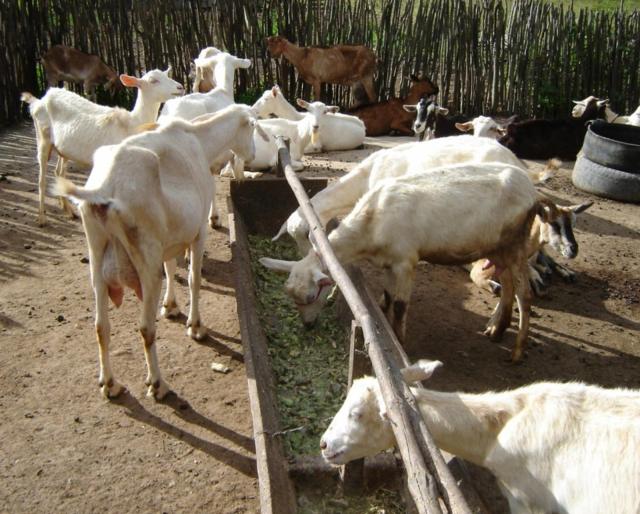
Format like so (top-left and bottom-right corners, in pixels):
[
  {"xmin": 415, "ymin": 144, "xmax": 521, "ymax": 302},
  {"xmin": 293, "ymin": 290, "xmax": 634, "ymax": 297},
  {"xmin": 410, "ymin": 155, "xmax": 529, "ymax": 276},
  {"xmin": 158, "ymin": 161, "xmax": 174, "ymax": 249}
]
[{"xmin": 20, "ymin": 42, "xmax": 639, "ymax": 514}]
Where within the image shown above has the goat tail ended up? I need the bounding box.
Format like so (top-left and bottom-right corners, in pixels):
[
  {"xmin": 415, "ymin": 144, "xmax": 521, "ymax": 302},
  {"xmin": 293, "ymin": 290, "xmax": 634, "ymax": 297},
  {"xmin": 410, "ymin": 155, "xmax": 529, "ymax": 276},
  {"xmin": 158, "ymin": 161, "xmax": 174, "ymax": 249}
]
[
  {"xmin": 53, "ymin": 177, "xmax": 112, "ymax": 207},
  {"xmin": 529, "ymin": 158, "xmax": 561, "ymax": 184}
]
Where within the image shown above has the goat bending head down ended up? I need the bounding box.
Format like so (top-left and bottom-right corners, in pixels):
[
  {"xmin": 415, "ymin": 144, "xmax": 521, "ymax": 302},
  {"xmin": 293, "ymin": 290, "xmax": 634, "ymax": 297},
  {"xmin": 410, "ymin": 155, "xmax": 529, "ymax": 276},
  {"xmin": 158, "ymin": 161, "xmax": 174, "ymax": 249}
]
[
  {"xmin": 262, "ymin": 163, "xmax": 578, "ymax": 361},
  {"xmin": 321, "ymin": 360, "xmax": 640, "ymax": 514}
]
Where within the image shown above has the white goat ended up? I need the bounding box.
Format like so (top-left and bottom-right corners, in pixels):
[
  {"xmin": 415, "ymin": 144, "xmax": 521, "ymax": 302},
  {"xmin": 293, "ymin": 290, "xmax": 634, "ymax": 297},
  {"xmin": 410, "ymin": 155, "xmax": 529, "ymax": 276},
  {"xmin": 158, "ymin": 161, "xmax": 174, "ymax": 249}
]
[
  {"xmin": 252, "ymin": 85, "xmax": 366, "ymax": 152},
  {"xmin": 262, "ymin": 163, "xmax": 574, "ymax": 361},
  {"xmin": 322, "ymin": 359, "xmax": 640, "ymax": 514},
  {"xmin": 572, "ymin": 96, "xmax": 640, "ymax": 126},
  {"xmin": 159, "ymin": 51, "xmax": 250, "ymax": 121},
  {"xmin": 22, "ymin": 68, "xmax": 184, "ymax": 226},
  {"xmin": 454, "ymin": 115, "xmax": 506, "ymax": 139},
  {"xmin": 273, "ymin": 135, "xmax": 546, "ymax": 255},
  {"xmin": 54, "ymin": 105, "xmax": 266, "ymax": 400}
]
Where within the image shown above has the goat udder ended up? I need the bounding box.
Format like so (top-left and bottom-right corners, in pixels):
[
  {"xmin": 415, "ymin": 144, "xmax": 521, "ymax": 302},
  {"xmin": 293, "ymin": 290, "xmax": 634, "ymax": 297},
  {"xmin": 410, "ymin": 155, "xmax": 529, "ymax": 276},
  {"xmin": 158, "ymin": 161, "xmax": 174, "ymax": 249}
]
[{"xmin": 102, "ymin": 242, "xmax": 143, "ymax": 306}]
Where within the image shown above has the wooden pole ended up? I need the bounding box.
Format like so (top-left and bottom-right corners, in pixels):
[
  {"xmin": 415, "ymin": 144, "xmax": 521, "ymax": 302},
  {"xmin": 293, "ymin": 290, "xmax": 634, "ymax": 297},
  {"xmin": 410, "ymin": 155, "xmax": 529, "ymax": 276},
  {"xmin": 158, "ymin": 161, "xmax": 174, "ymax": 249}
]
[{"xmin": 275, "ymin": 136, "xmax": 472, "ymax": 514}]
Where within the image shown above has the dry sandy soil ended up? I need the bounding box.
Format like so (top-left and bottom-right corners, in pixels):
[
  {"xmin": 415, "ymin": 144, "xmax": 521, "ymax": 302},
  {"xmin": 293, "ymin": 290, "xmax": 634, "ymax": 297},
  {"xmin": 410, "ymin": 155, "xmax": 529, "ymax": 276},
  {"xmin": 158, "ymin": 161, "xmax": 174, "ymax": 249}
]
[{"xmin": 0, "ymin": 123, "xmax": 638, "ymax": 513}]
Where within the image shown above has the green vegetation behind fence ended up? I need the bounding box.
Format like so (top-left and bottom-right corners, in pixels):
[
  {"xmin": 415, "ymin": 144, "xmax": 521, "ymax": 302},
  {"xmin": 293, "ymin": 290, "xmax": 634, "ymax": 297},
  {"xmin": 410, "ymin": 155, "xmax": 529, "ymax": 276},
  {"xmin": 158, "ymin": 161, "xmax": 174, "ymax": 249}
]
[{"xmin": 2, "ymin": 0, "xmax": 639, "ymax": 126}]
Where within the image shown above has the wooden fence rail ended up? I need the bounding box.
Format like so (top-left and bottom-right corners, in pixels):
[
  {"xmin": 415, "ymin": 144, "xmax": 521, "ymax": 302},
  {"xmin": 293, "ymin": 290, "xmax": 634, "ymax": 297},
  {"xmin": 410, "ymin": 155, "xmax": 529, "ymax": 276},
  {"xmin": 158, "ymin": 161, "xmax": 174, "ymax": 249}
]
[
  {"xmin": 2, "ymin": 0, "xmax": 639, "ymax": 127},
  {"xmin": 275, "ymin": 136, "xmax": 472, "ymax": 514}
]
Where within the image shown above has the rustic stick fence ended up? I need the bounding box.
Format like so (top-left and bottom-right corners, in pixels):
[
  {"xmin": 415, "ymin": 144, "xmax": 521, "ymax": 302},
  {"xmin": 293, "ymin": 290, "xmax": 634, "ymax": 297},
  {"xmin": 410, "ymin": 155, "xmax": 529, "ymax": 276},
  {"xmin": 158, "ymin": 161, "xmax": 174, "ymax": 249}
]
[
  {"xmin": 2, "ymin": 0, "xmax": 639, "ymax": 127},
  {"xmin": 275, "ymin": 136, "xmax": 473, "ymax": 513}
]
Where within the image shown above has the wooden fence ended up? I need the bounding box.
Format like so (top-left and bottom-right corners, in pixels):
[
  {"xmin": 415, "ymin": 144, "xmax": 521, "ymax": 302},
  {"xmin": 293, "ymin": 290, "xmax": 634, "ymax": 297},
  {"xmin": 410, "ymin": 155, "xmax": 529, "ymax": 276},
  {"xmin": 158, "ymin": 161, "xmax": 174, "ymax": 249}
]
[{"xmin": 2, "ymin": 0, "xmax": 639, "ymax": 127}]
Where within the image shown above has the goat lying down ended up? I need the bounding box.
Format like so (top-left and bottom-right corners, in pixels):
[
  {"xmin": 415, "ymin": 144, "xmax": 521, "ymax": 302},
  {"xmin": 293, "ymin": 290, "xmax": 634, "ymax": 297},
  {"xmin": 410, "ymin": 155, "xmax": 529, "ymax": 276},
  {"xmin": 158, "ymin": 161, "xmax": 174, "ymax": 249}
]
[
  {"xmin": 55, "ymin": 105, "xmax": 266, "ymax": 400},
  {"xmin": 262, "ymin": 163, "xmax": 577, "ymax": 362},
  {"xmin": 321, "ymin": 360, "xmax": 640, "ymax": 514}
]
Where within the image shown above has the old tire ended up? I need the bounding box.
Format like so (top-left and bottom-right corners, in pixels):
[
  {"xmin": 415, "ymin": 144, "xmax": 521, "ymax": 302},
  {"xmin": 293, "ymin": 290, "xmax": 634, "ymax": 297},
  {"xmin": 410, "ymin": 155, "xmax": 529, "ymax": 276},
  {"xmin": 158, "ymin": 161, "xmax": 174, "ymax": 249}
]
[
  {"xmin": 572, "ymin": 155, "xmax": 640, "ymax": 203},
  {"xmin": 581, "ymin": 120, "xmax": 640, "ymax": 173}
]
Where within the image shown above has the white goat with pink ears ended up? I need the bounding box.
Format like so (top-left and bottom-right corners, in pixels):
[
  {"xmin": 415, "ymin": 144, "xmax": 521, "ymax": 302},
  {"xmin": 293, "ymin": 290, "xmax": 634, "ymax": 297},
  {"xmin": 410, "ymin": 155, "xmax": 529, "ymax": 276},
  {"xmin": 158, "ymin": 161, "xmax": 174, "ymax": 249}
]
[
  {"xmin": 21, "ymin": 68, "xmax": 184, "ymax": 226},
  {"xmin": 321, "ymin": 359, "xmax": 640, "ymax": 514},
  {"xmin": 55, "ymin": 104, "xmax": 267, "ymax": 400}
]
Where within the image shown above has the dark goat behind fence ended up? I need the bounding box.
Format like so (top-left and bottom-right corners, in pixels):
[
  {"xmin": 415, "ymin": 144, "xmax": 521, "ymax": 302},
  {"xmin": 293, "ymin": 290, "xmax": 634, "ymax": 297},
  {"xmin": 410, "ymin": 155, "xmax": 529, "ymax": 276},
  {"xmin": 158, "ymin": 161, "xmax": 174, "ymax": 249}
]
[{"xmin": 1, "ymin": 0, "xmax": 639, "ymax": 127}]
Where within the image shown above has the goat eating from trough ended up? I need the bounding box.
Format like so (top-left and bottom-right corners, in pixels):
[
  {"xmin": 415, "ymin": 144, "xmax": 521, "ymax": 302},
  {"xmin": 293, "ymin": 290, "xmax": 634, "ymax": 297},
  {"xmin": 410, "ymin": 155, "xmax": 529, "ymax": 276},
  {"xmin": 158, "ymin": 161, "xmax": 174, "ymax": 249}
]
[
  {"xmin": 262, "ymin": 162, "xmax": 576, "ymax": 362},
  {"xmin": 321, "ymin": 359, "xmax": 640, "ymax": 514},
  {"xmin": 54, "ymin": 105, "xmax": 267, "ymax": 400}
]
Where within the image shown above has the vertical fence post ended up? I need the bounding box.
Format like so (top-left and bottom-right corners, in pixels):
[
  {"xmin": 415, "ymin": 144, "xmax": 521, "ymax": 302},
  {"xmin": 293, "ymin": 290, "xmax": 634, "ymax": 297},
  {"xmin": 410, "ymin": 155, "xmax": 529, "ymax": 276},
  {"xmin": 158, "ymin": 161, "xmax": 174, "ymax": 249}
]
[{"xmin": 340, "ymin": 320, "xmax": 371, "ymax": 491}]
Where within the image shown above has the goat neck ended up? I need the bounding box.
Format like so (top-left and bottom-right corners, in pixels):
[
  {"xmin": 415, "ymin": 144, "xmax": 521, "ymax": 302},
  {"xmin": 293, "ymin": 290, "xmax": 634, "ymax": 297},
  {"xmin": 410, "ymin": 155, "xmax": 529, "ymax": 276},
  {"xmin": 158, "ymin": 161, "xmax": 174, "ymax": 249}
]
[
  {"xmin": 189, "ymin": 107, "xmax": 248, "ymax": 165},
  {"xmin": 129, "ymin": 88, "xmax": 163, "ymax": 126},
  {"xmin": 408, "ymin": 387, "xmax": 518, "ymax": 465}
]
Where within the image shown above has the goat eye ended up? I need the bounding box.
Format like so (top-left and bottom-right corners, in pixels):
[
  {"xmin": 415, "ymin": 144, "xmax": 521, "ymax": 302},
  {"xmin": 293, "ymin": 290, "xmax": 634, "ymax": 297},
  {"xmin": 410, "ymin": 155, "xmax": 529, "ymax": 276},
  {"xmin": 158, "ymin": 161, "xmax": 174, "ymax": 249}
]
[
  {"xmin": 350, "ymin": 411, "xmax": 362, "ymax": 420},
  {"xmin": 149, "ymin": 78, "xmax": 158, "ymax": 84}
]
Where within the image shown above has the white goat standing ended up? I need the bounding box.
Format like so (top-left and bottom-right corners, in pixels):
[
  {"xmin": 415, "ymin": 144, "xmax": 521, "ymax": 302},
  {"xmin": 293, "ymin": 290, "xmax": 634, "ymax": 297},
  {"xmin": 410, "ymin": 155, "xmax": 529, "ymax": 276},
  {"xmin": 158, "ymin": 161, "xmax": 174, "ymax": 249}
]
[
  {"xmin": 252, "ymin": 85, "xmax": 366, "ymax": 152},
  {"xmin": 159, "ymin": 51, "xmax": 250, "ymax": 121},
  {"xmin": 21, "ymin": 68, "xmax": 184, "ymax": 226},
  {"xmin": 321, "ymin": 360, "xmax": 640, "ymax": 514},
  {"xmin": 262, "ymin": 163, "xmax": 574, "ymax": 361},
  {"xmin": 273, "ymin": 135, "xmax": 545, "ymax": 255},
  {"xmin": 55, "ymin": 105, "xmax": 267, "ymax": 400}
]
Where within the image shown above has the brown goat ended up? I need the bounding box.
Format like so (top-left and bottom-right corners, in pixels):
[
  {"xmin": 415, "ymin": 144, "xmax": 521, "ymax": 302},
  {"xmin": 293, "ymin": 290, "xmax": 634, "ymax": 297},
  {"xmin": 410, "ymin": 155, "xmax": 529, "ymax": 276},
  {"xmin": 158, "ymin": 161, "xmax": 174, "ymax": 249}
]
[
  {"xmin": 349, "ymin": 75, "xmax": 439, "ymax": 136},
  {"xmin": 41, "ymin": 45, "xmax": 122, "ymax": 100},
  {"xmin": 266, "ymin": 35, "xmax": 377, "ymax": 104}
]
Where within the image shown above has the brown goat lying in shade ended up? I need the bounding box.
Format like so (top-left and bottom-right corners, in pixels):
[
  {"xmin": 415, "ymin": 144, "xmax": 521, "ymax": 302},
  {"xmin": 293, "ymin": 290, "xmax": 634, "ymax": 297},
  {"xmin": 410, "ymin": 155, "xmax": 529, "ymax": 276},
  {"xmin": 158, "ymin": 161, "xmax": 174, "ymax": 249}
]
[
  {"xmin": 498, "ymin": 97, "xmax": 607, "ymax": 160},
  {"xmin": 349, "ymin": 75, "xmax": 439, "ymax": 136},
  {"xmin": 41, "ymin": 45, "xmax": 122, "ymax": 100}
]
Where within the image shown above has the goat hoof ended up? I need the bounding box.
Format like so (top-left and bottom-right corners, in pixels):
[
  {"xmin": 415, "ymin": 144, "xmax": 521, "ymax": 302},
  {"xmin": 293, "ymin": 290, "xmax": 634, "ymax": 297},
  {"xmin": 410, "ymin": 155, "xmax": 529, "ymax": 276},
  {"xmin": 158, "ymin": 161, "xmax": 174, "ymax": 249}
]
[
  {"xmin": 101, "ymin": 380, "xmax": 125, "ymax": 399},
  {"xmin": 187, "ymin": 323, "xmax": 206, "ymax": 341},
  {"xmin": 209, "ymin": 216, "xmax": 220, "ymax": 229},
  {"xmin": 484, "ymin": 324, "xmax": 504, "ymax": 342},
  {"xmin": 562, "ymin": 272, "xmax": 577, "ymax": 284},
  {"xmin": 37, "ymin": 215, "xmax": 47, "ymax": 227},
  {"xmin": 147, "ymin": 380, "xmax": 171, "ymax": 400},
  {"xmin": 510, "ymin": 349, "xmax": 525, "ymax": 363},
  {"xmin": 161, "ymin": 303, "xmax": 180, "ymax": 318}
]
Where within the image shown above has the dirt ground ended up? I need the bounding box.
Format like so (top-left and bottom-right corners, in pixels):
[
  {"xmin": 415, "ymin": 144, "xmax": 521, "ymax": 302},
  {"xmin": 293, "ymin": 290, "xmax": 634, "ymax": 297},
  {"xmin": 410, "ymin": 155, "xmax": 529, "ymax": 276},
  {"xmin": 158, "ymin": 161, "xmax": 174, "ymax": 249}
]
[{"xmin": 1, "ymin": 123, "xmax": 638, "ymax": 514}]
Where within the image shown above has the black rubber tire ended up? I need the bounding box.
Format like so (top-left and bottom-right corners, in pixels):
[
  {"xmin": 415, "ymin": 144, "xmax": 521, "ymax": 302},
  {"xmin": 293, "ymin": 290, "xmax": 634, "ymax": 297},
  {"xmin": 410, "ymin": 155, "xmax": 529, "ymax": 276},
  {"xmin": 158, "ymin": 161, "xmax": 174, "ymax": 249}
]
[
  {"xmin": 572, "ymin": 155, "xmax": 640, "ymax": 203},
  {"xmin": 581, "ymin": 120, "xmax": 640, "ymax": 174}
]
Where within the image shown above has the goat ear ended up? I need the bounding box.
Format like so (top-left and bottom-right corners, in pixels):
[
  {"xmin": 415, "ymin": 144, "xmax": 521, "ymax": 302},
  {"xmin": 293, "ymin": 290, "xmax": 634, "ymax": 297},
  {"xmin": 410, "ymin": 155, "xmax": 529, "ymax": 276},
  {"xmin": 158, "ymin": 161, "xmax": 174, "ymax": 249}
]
[
  {"xmin": 437, "ymin": 107, "xmax": 449, "ymax": 116},
  {"xmin": 455, "ymin": 121, "xmax": 473, "ymax": 132},
  {"xmin": 572, "ymin": 100, "xmax": 584, "ymax": 105},
  {"xmin": 496, "ymin": 126, "xmax": 507, "ymax": 136},
  {"xmin": 120, "ymin": 74, "xmax": 140, "ymax": 88},
  {"xmin": 570, "ymin": 201, "xmax": 594, "ymax": 214},
  {"xmin": 296, "ymin": 98, "xmax": 310, "ymax": 109},
  {"xmin": 165, "ymin": 66, "xmax": 172, "ymax": 76},
  {"xmin": 271, "ymin": 86, "xmax": 279, "ymax": 97},
  {"xmin": 401, "ymin": 360, "xmax": 443, "ymax": 383},
  {"xmin": 537, "ymin": 200, "xmax": 559, "ymax": 223},
  {"xmin": 259, "ymin": 257, "xmax": 295, "ymax": 273},
  {"xmin": 238, "ymin": 58, "xmax": 252, "ymax": 69},
  {"xmin": 312, "ymin": 268, "xmax": 333, "ymax": 288},
  {"xmin": 403, "ymin": 104, "xmax": 417, "ymax": 112},
  {"xmin": 428, "ymin": 93, "xmax": 437, "ymax": 101},
  {"xmin": 325, "ymin": 105, "xmax": 339, "ymax": 114}
]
